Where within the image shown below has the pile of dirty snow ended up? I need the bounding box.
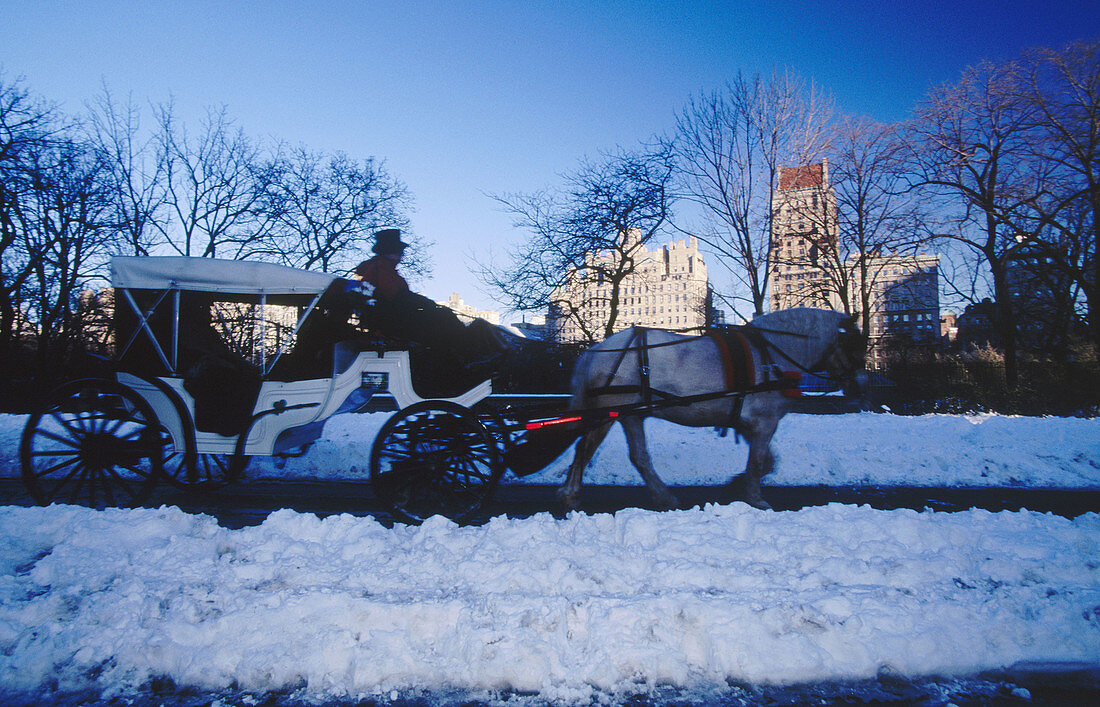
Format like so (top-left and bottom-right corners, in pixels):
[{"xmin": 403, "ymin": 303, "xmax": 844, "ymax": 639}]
[{"xmin": 0, "ymin": 502, "xmax": 1096, "ymax": 703}]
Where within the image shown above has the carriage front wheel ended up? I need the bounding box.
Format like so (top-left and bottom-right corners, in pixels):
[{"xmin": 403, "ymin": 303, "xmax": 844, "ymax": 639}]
[
  {"xmin": 20, "ymin": 378, "xmax": 163, "ymax": 508},
  {"xmin": 370, "ymin": 400, "xmax": 501, "ymax": 524}
]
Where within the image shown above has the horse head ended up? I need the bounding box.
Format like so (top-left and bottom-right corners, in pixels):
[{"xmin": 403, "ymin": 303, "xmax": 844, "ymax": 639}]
[
  {"xmin": 750, "ymin": 308, "xmax": 866, "ymax": 396},
  {"xmin": 826, "ymin": 315, "xmax": 867, "ymax": 397}
]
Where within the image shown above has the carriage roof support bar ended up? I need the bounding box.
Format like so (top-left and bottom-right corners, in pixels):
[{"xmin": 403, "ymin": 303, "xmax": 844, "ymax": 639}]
[
  {"xmin": 259, "ymin": 294, "xmax": 267, "ymax": 373},
  {"xmin": 171, "ymin": 289, "xmax": 180, "ymax": 372},
  {"xmin": 260, "ymin": 292, "xmax": 325, "ymax": 377},
  {"xmin": 118, "ymin": 287, "xmax": 175, "ymax": 373}
]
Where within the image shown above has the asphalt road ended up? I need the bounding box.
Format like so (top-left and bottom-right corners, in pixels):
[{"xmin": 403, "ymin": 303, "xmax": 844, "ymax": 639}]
[{"xmin": 5, "ymin": 478, "xmax": 1097, "ymax": 528}]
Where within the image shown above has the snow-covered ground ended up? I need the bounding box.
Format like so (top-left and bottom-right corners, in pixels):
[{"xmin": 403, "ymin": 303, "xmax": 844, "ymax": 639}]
[{"xmin": 0, "ymin": 411, "xmax": 1098, "ymax": 704}]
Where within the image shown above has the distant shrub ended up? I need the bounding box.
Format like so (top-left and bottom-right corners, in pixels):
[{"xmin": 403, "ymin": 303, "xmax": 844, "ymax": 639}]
[{"xmin": 877, "ymin": 350, "xmax": 1100, "ymax": 417}]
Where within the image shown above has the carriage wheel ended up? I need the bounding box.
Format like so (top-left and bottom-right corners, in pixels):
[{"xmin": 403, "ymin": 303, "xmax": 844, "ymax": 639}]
[
  {"xmin": 370, "ymin": 400, "xmax": 501, "ymax": 524},
  {"xmin": 20, "ymin": 378, "xmax": 163, "ymax": 508},
  {"xmin": 161, "ymin": 451, "xmax": 250, "ymax": 492}
]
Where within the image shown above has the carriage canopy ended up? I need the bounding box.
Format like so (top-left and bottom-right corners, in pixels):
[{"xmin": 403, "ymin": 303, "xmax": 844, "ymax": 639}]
[
  {"xmin": 110, "ymin": 256, "xmax": 339, "ymax": 296},
  {"xmin": 110, "ymin": 256, "xmax": 348, "ymax": 381}
]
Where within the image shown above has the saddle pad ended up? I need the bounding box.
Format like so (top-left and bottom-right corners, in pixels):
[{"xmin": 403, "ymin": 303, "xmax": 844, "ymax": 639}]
[{"xmin": 705, "ymin": 328, "xmax": 755, "ymax": 392}]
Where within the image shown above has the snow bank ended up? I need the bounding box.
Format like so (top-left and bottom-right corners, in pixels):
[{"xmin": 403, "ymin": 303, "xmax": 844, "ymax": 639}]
[
  {"xmin": 0, "ymin": 503, "xmax": 1097, "ymax": 702},
  {"xmin": 1, "ymin": 410, "xmax": 1098, "ymax": 701}
]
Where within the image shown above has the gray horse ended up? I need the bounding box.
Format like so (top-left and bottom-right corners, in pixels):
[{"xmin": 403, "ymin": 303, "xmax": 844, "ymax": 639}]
[{"xmin": 557, "ymin": 307, "xmax": 865, "ymax": 511}]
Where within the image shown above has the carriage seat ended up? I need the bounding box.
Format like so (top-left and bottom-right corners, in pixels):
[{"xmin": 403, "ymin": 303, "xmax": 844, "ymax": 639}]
[
  {"xmin": 273, "ymin": 278, "xmax": 489, "ymax": 397},
  {"xmin": 267, "ymin": 278, "xmax": 409, "ymax": 380},
  {"xmin": 183, "ymin": 350, "xmax": 262, "ymax": 436}
]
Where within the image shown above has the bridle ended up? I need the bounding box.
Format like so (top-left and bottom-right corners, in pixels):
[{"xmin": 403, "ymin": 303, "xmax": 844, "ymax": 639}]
[
  {"xmin": 741, "ymin": 318, "xmax": 864, "ymax": 386},
  {"xmin": 820, "ymin": 318, "xmax": 866, "ymax": 387}
]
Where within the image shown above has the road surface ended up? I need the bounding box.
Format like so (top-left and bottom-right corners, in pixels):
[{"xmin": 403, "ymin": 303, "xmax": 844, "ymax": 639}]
[{"xmin": 4, "ymin": 479, "xmax": 1097, "ymax": 528}]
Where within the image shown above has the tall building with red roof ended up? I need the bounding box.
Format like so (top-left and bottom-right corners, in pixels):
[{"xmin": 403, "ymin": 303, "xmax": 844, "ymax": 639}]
[{"xmin": 769, "ymin": 161, "xmax": 840, "ymax": 311}]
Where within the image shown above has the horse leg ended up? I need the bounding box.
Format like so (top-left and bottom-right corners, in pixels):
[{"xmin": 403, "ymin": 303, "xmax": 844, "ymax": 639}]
[
  {"xmin": 728, "ymin": 410, "xmax": 780, "ymax": 510},
  {"xmin": 739, "ymin": 431, "xmax": 777, "ymax": 510},
  {"xmin": 620, "ymin": 417, "xmax": 679, "ymax": 510},
  {"xmin": 557, "ymin": 422, "xmax": 613, "ymax": 512}
]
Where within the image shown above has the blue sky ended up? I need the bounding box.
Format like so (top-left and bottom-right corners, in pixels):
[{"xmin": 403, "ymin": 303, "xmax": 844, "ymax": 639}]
[{"xmin": 4, "ymin": 0, "xmax": 1098, "ymax": 317}]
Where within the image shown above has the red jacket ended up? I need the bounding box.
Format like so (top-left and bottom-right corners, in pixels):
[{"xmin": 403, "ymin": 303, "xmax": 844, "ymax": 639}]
[{"xmin": 354, "ymin": 256, "xmax": 409, "ymax": 300}]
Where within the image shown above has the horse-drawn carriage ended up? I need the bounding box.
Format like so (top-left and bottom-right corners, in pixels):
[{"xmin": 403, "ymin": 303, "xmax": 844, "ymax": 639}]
[
  {"xmin": 20, "ymin": 256, "xmax": 497, "ymax": 520},
  {"xmin": 20, "ymin": 256, "xmax": 865, "ymax": 523}
]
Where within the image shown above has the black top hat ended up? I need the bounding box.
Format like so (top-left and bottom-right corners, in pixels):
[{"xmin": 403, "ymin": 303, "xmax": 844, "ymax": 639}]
[{"xmin": 372, "ymin": 229, "xmax": 409, "ymax": 255}]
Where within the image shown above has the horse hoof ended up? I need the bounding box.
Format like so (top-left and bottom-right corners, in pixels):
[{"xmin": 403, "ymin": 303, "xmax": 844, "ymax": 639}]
[
  {"xmin": 556, "ymin": 489, "xmax": 581, "ymax": 512},
  {"xmin": 656, "ymin": 493, "xmax": 680, "ymax": 511},
  {"xmin": 746, "ymin": 496, "xmax": 773, "ymax": 511}
]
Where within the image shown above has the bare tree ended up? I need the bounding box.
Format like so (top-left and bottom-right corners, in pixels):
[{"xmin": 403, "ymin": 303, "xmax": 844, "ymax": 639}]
[
  {"xmin": 86, "ymin": 86, "xmax": 168, "ymax": 256},
  {"xmin": 154, "ymin": 104, "xmax": 276, "ymax": 258},
  {"xmin": 1013, "ymin": 40, "xmax": 1100, "ymax": 356},
  {"xmin": 825, "ymin": 118, "xmax": 925, "ymax": 334},
  {"xmin": 480, "ymin": 143, "xmax": 677, "ymax": 343},
  {"xmin": 674, "ymin": 70, "xmax": 833, "ymax": 318},
  {"xmin": 906, "ymin": 57, "xmax": 1039, "ymax": 385},
  {"xmin": 21, "ymin": 136, "xmax": 116, "ymax": 372},
  {"xmin": 256, "ymin": 145, "xmax": 412, "ymax": 273},
  {"xmin": 0, "ymin": 74, "xmax": 59, "ymax": 366}
]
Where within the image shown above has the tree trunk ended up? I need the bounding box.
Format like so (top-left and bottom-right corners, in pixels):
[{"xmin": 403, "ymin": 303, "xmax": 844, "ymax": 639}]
[
  {"xmin": 1091, "ymin": 199, "xmax": 1100, "ymax": 360},
  {"xmin": 1089, "ymin": 263, "xmax": 1100, "ymax": 360},
  {"xmin": 990, "ymin": 259, "xmax": 1019, "ymax": 387}
]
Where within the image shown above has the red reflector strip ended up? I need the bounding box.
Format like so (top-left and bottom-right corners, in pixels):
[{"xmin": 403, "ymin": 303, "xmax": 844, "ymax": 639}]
[
  {"xmin": 524, "ymin": 410, "xmax": 620, "ymax": 431},
  {"xmin": 525, "ymin": 415, "xmax": 583, "ymax": 431}
]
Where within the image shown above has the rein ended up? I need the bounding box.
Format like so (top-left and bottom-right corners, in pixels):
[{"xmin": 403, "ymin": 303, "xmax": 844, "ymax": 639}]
[
  {"xmin": 741, "ymin": 325, "xmax": 821, "ymax": 377},
  {"xmin": 582, "ymin": 322, "xmax": 838, "ymax": 439}
]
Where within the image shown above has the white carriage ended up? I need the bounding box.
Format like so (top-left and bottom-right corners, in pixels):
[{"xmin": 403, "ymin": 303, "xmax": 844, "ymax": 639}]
[{"xmin": 19, "ymin": 256, "xmax": 492, "ymax": 509}]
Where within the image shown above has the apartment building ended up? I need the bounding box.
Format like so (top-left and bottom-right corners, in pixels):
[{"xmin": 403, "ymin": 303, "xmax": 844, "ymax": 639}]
[
  {"xmin": 768, "ymin": 162, "xmax": 941, "ymax": 367},
  {"xmin": 857, "ymin": 253, "xmax": 941, "ymax": 368},
  {"xmin": 1005, "ymin": 238, "xmax": 1075, "ymax": 350},
  {"xmin": 769, "ymin": 162, "xmax": 840, "ymax": 312},
  {"xmin": 438, "ymin": 293, "xmax": 501, "ymax": 325},
  {"xmin": 549, "ymin": 232, "xmax": 710, "ymax": 343}
]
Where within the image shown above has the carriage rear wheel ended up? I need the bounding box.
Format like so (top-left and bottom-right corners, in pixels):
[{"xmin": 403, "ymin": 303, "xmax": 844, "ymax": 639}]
[
  {"xmin": 161, "ymin": 451, "xmax": 250, "ymax": 492},
  {"xmin": 370, "ymin": 400, "xmax": 501, "ymax": 524},
  {"xmin": 20, "ymin": 378, "xmax": 163, "ymax": 508}
]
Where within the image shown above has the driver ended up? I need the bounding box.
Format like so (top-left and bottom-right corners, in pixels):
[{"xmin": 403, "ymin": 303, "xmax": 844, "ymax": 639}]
[{"xmin": 348, "ymin": 229, "xmax": 503, "ymax": 366}]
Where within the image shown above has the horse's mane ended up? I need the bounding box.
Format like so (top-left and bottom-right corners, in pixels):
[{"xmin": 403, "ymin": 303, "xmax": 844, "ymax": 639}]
[{"xmin": 749, "ymin": 307, "xmax": 842, "ymax": 330}]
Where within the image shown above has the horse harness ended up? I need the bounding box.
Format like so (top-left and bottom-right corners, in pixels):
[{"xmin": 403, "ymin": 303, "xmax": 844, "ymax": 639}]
[{"xmin": 586, "ymin": 325, "xmax": 806, "ymax": 438}]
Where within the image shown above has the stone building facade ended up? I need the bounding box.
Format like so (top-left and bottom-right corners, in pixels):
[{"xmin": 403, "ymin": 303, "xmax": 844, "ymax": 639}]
[
  {"xmin": 767, "ymin": 162, "xmax": 941, "ymax": 368},
  {"xmin": 1005, "ymin": 238, "xmax": 1075, "ymax": 351},
  {"xmin": 856, "ymin": 253, "xmax": 941, "ymax": 368},
  {"xmin": 437, "ymin": 293, "xmax": 501, "ymax": 325},
  {"xmin": 549, "ymin": 233, "xmax": 710, "ymax": 343}
]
